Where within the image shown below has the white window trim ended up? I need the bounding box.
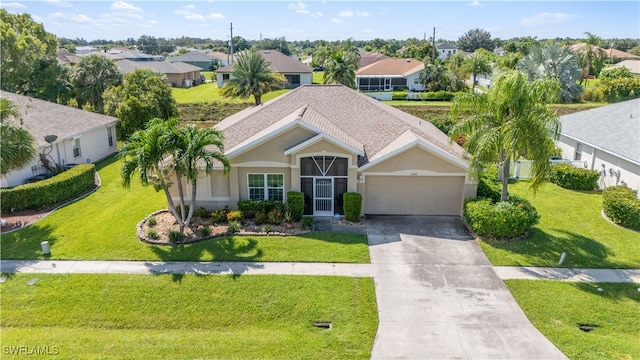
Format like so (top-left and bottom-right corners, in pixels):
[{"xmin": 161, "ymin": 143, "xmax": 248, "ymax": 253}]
[
  {"xmin": 574, "ymin": 143, "xmax": 583, "ymax": 161},
  {"xmin": 72, "ymin": 139, "xmax": 82, "ymax": 158},
  {"xmin": 247, "ymin": 173, "xmax": 285, "ymax": 202},
  {"xmin": 107, "ymin": 126, "xmax": 114, "ymax": 147}
]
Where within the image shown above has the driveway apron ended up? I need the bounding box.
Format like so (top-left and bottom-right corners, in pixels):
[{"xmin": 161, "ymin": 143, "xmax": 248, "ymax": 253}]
[{"xmin": 367, "ymin": 216, "xmax": 566, "ymax": 359}]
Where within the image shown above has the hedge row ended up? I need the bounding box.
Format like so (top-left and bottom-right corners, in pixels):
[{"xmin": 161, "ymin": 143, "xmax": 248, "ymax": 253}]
[
  {"xmin": 1, "ymin": 164, "xmax": 96, "ymax": 213},
  {"xmin": 602, "ymin": 186, "xmax": 640, "ymax": 230},
  {"xmin": 550, "ymin": 164, "xmax": 600, "ymax": 191},
  {"xmin": 343, "ymin": 192, "xmax": 362, "ymax": 222},
  {"xmin": 390, "ymin": 91, "xmax": 457, "ymax": 101}
]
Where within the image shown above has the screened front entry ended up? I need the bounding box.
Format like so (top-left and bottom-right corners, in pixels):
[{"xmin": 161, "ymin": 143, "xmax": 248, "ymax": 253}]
[{"xmin": 300, "ymin": 156, "xmax": 348, "ymax": 216}]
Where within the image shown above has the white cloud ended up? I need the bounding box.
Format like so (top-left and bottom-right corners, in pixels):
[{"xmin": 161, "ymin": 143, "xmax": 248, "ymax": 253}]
[
  {"xmin": 207, "ymin": 13, "xmax": 224, "ymax": 19},
  {"xmin": 185, "ymin": 4, "xmax": 196, "ymax": 10},
  {"xmin": 339, "ymin": 10, "xmax": 370, "ymax": 17},
  {"xmin": 45, "ymin": 0, "xmax": 74, "ymax": 8},
  {"xmin": 288, "ymin": 2, "xmax": 307, "ymax": 11},
  {"xmin": 1, "ymin": 2, "xmax": 27, "ymax": 10},
  {"xmin": 51, "ymin": 12, "xmax": 95, "ymax": 23},
  {"xmin": 521, "ymin": 12, "xmax": 577, "ymax": 27},
  {"xmin": 185, "ymin": 13, "xmax": 205, "ymax": 20},
  {"xmin": 110, "ymin": 2, "xmax": 142, "ymax": 12},
  {"xmin": 331, "ymin": 18, "xmax": 342, "ymax": 23},
  {"xmin": 174, "ymin": 9, "xmax": 190, "ymax": 15},
  {"xmin": 311, "ymin": 12, "xmax": 323, "ymax": 17},
  {"xmin": 467, "ymin": 1, "xmax": 481, "ymax": 7}
]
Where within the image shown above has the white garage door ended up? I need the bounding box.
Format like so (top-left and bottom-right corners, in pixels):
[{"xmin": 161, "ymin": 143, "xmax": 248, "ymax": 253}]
[{"xmin": 364, "ymin": 176, "xmax": 464, "ymax": 215}]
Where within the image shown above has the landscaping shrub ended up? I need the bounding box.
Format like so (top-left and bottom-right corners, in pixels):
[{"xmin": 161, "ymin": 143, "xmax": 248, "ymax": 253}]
[
  {"xmin": 147, "ymin": 229, "xmax": 159, "ymax": 240},
  {"xmin": 211, "ymin": 208, "xmax": 228, "ymax": 223},
  {"xmin": 228, "ymin": 221, "xmax": 241, "ymax": 234},
  {"xmin": 196, "ymin": 207, "xmax": 211, "ymax": 218},
  {"xmin": 268, "ymin": 208, "xmax": 283, "ymax": 225},
  {"xmin": 602, "ymin": 186, "xmax": 640, "ymax": 230},
  {"xmin": 419, "ymin": 91, "xmax": 456, "ymax": 101},
  {"xmin": 238, "ymin": 199, "xmax": 284, "ymax": 217},
  {"xmin": 199, "ymin": 226, "xmax": 211, "ymax": 237},
  {"xmin": 258, "ymin": 200, "xmax": 284, "ymax": 214},
  {"xmin": 300, "ymin": 216, "xmax": 314, "ymax": 230},
  {"xmin": 477, "ymin": 179, "xmax": 502, "ymax": 203},
  {"xmin": 392, "ymin": 91, "xmax": 408, "ymax": 100},
  {"xmin": 600, "ymin": 77, "xmax": 640, "ymax": 103},
  {"xmin": 343, "ymin": 192, "xmax": 363, "ymax": 222},
  {"xmin": 168, "ymin": 231, "xmax": 183, "ymax": 243},
  {"xmin": 464, "ymin": 195, "xmax": 540, "ymax": 239},
  {"xmin": 550, "ymin": 164, "xmax": 600, "ymax": 191},
  {"xmin": 286, "ymin": 191, "xmax": 304, "ymax": 221},
  {"xmin": 581, "ymin": 87, "xmax": 604, "ymax": 102},
  {"xmin": 226, "ymin": 210, "xmax": 244, "ymax": 222},
  {"xmin": 147, "ymin": 216, "xmax": 157, "ymax": 227},
  {"xmin": 255, "ymin": 211, "xmax": 268, "ymax": 225},
  {"xmin": 0, "ymin": 164, "xmax": 95, "ymax": 213},
  {"xmin": 237, "ymin": 200, "xmax": 257, "ymax": 218},
  {"xmin": 262, "ymin": 224, "xmax": 272, "ymax": 234}
]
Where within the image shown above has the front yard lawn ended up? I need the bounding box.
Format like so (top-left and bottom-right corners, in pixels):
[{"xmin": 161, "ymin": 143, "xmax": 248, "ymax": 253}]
[
  {"xmin": 505, "ymin": 280, "xmax": 640, "ymax": 360},
  {"xmin": 1, "ymin": 274, "xmax": 378, "ymax": 359},
  {"xmin": 0, "ymin": 156, "xmax": 370, "ymax": 263},
  {"xmin": 479, "ymin": 181, "xmax": 640, "ymax": 268},
  {"xmin": 172, "ymin": 82, "xmax": 289, "ymax": 104}
]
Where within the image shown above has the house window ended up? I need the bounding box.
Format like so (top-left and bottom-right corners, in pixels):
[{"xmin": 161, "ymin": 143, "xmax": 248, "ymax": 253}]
[
  {"xmin": 414, "ymin": 77, "xmax": 420, "ymax": 84},
  {"xmin": 248, "ymin": 174, "xmax": 284, "ymax": 202},
  {"xmin": 73, "ymin": 139, "xmax": 82, "ymax": 158},
  {"xmin": 222, "ymin": 74, "xmax": 230, "ymax": 81},
  {"xmin": 574, "ymin": 143, "xmax": 583, "ymax": 161},
  {"xmin": 107, "ymin": 126, "xmax": 114, "ymax": 147}
]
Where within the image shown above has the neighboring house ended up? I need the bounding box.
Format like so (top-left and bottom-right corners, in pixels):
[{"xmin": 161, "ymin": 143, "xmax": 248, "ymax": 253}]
[
  {"xmin": 208, "ymin": 51, "xmax": 234, "ymax": 67},
  {"xmin": 116, "ymin": 59, "xmax": 203, "ymax": 88},
  {"xmin": 56, "ymin": 50, "xmax": 81, "ymax": 66},
  {"xmin": 0, "ymin": 92, "xmax": 118, "ymax": 188},
  {"xmin": 611, "ymin": 60, "xmax": 640, "ymax": 77},
  {"xmin": 358, "ymin": 51, "xmax": 390, "ymax": 68},
  {"xmin": 169, "ymin": 51, "xmax": 218, "ymax": 70},
  {"xmin": 356, "ymin": 58, "xmax": 425, "ymax": 91},
  {"xmin": 570, "ymin": 43, "xmax": 640, "ymax": 63},
  {"xmin": 75, "ymin": 46, "xmax": 97, "ymax": 55},
  {"xmin": 437, "ymin": 43, "xmax": 458, "ymax": 60},
  {"xmin": 216, "ymin": 50, "xmax": 313, "ymax": 89},
  {"xmin": 556, "ymin": 99, "xmax": 640, "ymax": 195},
  {"xmin": 169, "ymin": 85, "xmax": 476, "ymax": 216}
]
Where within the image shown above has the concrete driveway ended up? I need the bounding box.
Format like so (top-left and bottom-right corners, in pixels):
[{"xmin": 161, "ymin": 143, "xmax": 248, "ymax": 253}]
[{"xmin": 367, "ymin": 216, "xmax": 566, "ymax": 359}]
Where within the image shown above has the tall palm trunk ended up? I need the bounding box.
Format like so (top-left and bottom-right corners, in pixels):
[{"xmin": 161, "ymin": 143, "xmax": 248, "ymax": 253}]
[
  {"xmin": 500, "ymin": 150, "xmax": 510, "ymax": 202},
  {"xmin": 175, "ymin": 175, "xmax": 187, "ymax": 234}
]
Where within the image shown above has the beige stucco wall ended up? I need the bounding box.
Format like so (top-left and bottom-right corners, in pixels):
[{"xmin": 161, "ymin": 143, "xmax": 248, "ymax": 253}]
[
  {"xmin": 363, "ymin": 147, "xmax": 466, "ymax": 174},
  {"xmin": 232, "ymin": 126, "xmax": 315, "ymax": 165}
]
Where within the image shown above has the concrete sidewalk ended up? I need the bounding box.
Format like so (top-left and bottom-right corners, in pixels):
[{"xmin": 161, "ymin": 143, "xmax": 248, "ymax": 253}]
[
  {"xmin": 494, "ymin": 266, "xmax": 640, "ymax": 283},
  {"xmin": 0, "ymin": 260, "xmax": 373, "ymax": 277}
]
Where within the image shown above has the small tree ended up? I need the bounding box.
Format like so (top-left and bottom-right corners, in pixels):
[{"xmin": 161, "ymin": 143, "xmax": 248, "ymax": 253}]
[
  {"xmin": 463, "ymin": 50, "xmax": 493, "ymax": 92},
  {"xmin": 457, "ymin": 28, "xmax": 495, "ymax": 53},
  {"xmin": 0, "ymin": 98, "xmax": 36, "ymax": 175},
  {"xmin": 71, "ymin": 54, "xmax": 122, "ymax": 112}
]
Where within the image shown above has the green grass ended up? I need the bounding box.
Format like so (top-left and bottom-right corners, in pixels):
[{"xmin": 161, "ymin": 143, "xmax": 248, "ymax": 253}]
[
  {"xmin": 172, "ymin": 82, "xmax": 290, "ymax": 104},
  {"xmin": 0, "ymin": 156, "xmax": 370, "ymax": 263},
  {"xmin": 506, "ymin": 280, "xmax": 640, "ymax": 360},
  {"xmin": 1, "ymin": 274, "xmax": 378, "ymax": 359},
  {"xmin": 384, "ymin": 100, "xmax": 453, "ymax": 106},
  {"xmin": 479, "ymin": 181, "xmax": 640, "ymax": 268},
  {"xmin": 312, "ymin": 71, "xmax": 324, "ymax": 84}
]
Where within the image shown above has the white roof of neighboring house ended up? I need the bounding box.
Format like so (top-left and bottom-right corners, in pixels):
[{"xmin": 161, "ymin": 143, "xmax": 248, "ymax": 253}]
[
  {"xmin": 115, "ymin": 59, "xmax": 201, "ymax": 75},
  {"xmin": 612, "ymin": 60, "xmax": 640, "ymax": 75}
]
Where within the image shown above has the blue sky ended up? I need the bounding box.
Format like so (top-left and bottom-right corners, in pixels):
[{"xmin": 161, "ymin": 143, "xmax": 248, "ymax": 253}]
[{"xmin": 2, "ymin": 1, "xmax": 639, "ymax": 42}]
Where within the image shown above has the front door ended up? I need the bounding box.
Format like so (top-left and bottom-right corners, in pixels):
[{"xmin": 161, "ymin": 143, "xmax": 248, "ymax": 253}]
[
  {"xmin": 384, "ymin": 78, "xmax": 392, "ymax": 91},
  {"xmin": 314, "ymin": 178, "xmax": 333, "ymax": 216}
]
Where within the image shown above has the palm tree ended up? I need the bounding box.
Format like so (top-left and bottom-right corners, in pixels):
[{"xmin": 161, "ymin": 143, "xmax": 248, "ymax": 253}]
[
  {"xmin": 219, "ymin": 48, "xmax": 285, "ymax": 106},
  {"xmin": 579, "ymin": 32, "xmax": 606, "ymax": 85},
  {"xmin": 419, "ymin": 59, "xmax": 450, "ymax": 92},
  {"xmin": 517, "ymin": 44, "xmax": 583, "ymax": 103},
  {"xmin": 120, "ymin": 118, "xmax": 179, "ymax": 219},
  {"xmin": 322, "ymin": 49, "xmax": 359, "ymax": 88},
  {"xmin": 450, "ymin": 71, "xmax": 561, "ymax": 201},
  {"xmin": 172, "ymin": 125, "xmax": 230, "ymax": 233},
  {"xmin": 463, "ymin": 51, "xmax": 493, "ymax": 92},
  {"xmin": 0, "ymin": 98, "xmax": 36, "ymax": 175},
  {"xmin": 70, "ymin": 54, "xmax": 122, "ymax": 112}
]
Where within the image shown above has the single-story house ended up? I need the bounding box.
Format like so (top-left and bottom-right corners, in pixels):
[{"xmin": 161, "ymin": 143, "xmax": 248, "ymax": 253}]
[
  {"xmin": 358, "ymin": 51, "xmax": 390, "ymax": 68},
  {"xmin": 57, "ymin": 50, "xmax": 81, "ymax": 66},
  {"xmin": 169, "ymin": 51, "xmax": 218, "ymax": 70},
  {"xmin": 0, "ymin": 92, "xmax": 118, "ymax": 188},
  {"xmin": 556, "ymin": 98, "xmax": 640, "ymax": 195},
  {"xmin": 115, "ymin": 59, "xmax": 203, "ymax": 88},
  {"xmin": 611, "ymin": 60, "xmax": 640, "ymax": 77},
  {"xmin": 208, "ymin": 51, "xmax": 234, "ymax": 67},
  {"xmin": 216, "ymin": 50, "xmax": 313, "ymax": 89},
  {"xmin": 356, "ymin": 58, "xmax": 425, "ymax": 92},
  {"xmin": 169, "ymin": 85, "xmax": 476, "ymax": 216},
  {"xmin": 437, "ymin": 43, "xmax": 458, "ymax": 60}
]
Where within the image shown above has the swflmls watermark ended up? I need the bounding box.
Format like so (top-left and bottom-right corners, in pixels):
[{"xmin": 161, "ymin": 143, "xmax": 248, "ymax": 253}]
[{"xmin": 3, "ymin": 346, "xmax": 59, "ymax": 356}]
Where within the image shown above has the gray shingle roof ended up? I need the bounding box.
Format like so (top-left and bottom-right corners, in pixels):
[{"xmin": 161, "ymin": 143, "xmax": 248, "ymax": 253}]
[
  {"xmin": 1, "ymin": 92, "xmax": 118, "ymax": 147},
  {"xmin": 214, "ymin": 85, "xmax": 465, "ymax": 167},
  {"xmin": 116, "ymin": 59, "xmax": 201, "ymax": 74},
  {"xmin": 217, "ymin": 50, "xmax": 313, "ymax": 74},
  {"xmin": 559, "ymin": 98, "xmax": 640, "ymax": 164},
  {"xmin": 169, "ymin": 51, "xmax": 216, "ymax": 63}
]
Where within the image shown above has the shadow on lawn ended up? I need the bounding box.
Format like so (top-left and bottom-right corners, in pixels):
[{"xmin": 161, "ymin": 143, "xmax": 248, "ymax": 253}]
[
  {"xmin": 483, "ymin": 228, "xmax": 634, "ymax": 269},
  {"xmin": 0, "ymin": 224, "xmax": 57, "ymax": 280},
  {"xmin": 297, "ymin": 231, "xmax": 368, "ymax": 245},
  {"xmin": 147, "ymin": 236, "xmax": 264, "ymax": 282},
  {"xmin": 572, "ymin": 282, "xmax": 640, "ymax": 304}
]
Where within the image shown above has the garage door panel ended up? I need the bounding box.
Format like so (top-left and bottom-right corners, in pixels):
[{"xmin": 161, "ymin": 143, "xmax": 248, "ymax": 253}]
[{"xmin": 365, "ymin": 176, "xmax": 464, "ymax": 215}]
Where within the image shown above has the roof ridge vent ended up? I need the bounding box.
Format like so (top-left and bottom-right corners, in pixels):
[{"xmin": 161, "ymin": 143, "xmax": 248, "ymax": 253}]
[{"xmin": 298, "ymin": 105, "xmax": 308, "ymax": 117}]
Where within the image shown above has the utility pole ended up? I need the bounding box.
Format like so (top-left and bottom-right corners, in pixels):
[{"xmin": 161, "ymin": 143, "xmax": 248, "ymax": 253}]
[
  {"xmin": 229, "ymin": 22, "xmax": 234, "ymax": 64},
  {"xmin": 431, "ymin": 26, "xmax": 437, "ymax": 64}
]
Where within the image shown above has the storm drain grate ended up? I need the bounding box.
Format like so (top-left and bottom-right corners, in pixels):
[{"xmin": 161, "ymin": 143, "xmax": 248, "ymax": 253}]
[
  {"xmin": 312, "ymin": 322, "xmax": 332, "ymax": 329},
  {"xmin": 577, "ymin": 324, "xmax": 598, "ymax": 332}
]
